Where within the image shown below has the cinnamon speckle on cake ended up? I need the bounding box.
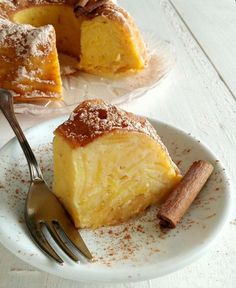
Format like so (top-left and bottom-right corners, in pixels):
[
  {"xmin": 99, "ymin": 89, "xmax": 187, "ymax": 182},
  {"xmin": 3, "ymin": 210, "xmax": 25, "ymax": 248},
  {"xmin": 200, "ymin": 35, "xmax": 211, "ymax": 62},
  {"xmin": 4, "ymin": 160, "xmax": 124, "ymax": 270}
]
[{"xmin": 55, "ymin": 99, "xmax": 160, "ymax": 147}]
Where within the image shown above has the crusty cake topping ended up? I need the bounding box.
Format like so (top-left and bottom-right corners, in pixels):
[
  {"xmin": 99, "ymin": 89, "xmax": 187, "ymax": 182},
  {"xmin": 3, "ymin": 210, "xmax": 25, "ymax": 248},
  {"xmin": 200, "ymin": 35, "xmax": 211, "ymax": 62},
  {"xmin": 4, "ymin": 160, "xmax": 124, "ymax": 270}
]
[{"xmin": 55, "ymin": 99, "xmax": 159, "ymax": 147}]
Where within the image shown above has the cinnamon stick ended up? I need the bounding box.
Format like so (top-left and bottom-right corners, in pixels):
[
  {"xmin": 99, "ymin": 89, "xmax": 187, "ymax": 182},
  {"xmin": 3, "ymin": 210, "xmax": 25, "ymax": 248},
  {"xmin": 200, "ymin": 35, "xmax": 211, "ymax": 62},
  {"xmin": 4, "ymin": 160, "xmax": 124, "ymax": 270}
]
[
  {"xmin": 157, "ymin": 160, "xmax": 214, "ymax": 228},
  {"xmin": 74, "ymin": 0, "xmax": 109, "ymax": 16}
]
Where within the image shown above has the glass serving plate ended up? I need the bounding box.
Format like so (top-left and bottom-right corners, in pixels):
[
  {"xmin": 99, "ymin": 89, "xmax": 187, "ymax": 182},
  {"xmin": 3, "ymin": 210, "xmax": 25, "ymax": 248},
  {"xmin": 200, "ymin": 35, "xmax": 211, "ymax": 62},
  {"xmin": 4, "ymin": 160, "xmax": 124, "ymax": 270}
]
[{"xmin": 14, "ymin": 32, "xmax": 175, "ymax": 115}]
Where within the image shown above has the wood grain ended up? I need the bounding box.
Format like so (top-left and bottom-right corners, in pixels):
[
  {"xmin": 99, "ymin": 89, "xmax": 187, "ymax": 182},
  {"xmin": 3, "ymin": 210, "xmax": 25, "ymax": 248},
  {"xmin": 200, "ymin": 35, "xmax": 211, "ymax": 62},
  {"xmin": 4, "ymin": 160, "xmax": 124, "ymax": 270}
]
[{"xmin": 171, "ymin": 0, "xmax": 236, "ymax": 100}]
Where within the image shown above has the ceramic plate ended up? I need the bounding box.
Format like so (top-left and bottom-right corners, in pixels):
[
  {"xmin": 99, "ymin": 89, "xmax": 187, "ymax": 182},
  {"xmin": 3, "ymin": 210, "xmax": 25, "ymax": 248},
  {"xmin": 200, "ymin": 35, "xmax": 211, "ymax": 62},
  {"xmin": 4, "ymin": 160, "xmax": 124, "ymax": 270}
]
[{"xmin": 0, "ymin": 116, "xmax": 231, "ymax": 283}]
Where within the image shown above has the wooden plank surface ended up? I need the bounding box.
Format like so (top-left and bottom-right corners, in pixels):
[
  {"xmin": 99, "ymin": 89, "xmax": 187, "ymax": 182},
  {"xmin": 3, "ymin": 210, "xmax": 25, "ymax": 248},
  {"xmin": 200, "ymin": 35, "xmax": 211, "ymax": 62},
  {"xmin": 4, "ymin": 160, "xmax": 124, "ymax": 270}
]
[
  {"xmin": 0, "ymin": 0, "xmax": 236, "ymax": 287},
  {"xmin": 170, "ymin": 0, "xmax": 236, "ymax": 99}
]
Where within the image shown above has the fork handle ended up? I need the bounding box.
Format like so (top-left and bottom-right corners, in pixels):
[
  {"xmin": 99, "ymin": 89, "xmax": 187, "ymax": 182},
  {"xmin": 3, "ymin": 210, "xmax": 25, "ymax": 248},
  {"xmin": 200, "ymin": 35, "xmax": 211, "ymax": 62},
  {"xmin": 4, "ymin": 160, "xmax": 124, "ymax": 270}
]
[{"xmin": 0, "ymin": 89, "xmax": 43, "ymax": 181}]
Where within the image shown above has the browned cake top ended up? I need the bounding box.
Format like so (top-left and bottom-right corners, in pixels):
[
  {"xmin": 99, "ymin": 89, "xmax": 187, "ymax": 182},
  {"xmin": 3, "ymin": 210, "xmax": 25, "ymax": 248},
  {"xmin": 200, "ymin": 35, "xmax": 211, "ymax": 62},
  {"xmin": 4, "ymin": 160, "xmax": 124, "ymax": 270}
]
[
  {"xmin": 0, "ymin": 0, "xmax": 134, "ymax": 38},
  {"xmin": 54, "ymin": 99, "xmax": 160, "ymax": 148},
  {"xmin": 0, "ymin": 0, "xmax": 124, "ymax": 18},
  {"xmin": 0, "ymin": 0, "xmax": 76, "ymax": 15},
  {"xmin": 0, "ymin": 0, "xmax": 141, "ymax": 59},
  {"xmin": 0, "ymin": 0, "xmax": 134, "ymax": 52},
  {"xmin": 87, "ymin": 1, "xmax": 131, "ymax": 23}
]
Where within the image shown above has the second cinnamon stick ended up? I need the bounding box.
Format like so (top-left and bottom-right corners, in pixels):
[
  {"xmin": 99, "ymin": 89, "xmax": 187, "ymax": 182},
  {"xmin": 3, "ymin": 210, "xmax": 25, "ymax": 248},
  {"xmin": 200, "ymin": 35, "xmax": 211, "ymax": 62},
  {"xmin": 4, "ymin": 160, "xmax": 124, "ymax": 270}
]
[{"xmin": 157, "ymin": 160, "xmax": 214, "ymax": 228}]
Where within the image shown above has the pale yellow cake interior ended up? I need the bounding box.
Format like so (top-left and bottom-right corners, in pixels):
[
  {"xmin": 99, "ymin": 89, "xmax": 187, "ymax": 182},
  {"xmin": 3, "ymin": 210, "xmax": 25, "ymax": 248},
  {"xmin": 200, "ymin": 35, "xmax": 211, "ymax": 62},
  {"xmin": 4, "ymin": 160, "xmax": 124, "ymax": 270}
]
[
  {"xmin": 79, "ymin": 16, "xmax": 146, "ymax": 76},
  {"xmin": 53, "ymin": 131, "xmax": 181, "ymax": 229},
  {"xmin": 12, "ymin": 4, "xmax": 146, "ymax": 77}
]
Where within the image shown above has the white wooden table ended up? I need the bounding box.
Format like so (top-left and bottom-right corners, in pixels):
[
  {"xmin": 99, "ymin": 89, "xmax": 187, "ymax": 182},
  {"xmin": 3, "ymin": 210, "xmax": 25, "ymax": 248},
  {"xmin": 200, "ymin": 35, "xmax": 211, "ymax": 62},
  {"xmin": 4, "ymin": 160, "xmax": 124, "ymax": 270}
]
[{"xmin": 0, "ymin": 0, "xmax": 236, "ymax": 287}]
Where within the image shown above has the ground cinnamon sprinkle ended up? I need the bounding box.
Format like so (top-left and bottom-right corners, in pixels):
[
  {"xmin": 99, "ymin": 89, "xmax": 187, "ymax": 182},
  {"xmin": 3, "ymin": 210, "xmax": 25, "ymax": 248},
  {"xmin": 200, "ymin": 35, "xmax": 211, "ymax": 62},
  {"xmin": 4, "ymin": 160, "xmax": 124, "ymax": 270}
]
[
  {"xmin": 176, "ymin": 160, "xmax": 182, "ymax": 166},
  {"xmin": 1, "ymin": 140, "xmax": 226, "ymax": 267},
  {"xmin": 136, "ymin": 225, "xmax": 145, "ymax": 233},
  {"xmin": 18, "ymin": 217, "xmax": 24, "ymax": 224},
  {"xmin": 123, "ymin": 227, "xmax": 128, "ymax": 232},
  {"xmin": 206, "ymin": 213, "xmax": 216, "ymax": 219},
  {"xmin": 151, "ymin": 248, "xmax": 160, "ymax": 252},
  {"xmin": 123, "ymin": 234, "xmax": 131, "ymax": 240},
  {"xmin": 91, "ymin": 213, "xmax": 162, "ymax": 266},
  {"xmin": 230, "ymin": 219, "xmax": 236, "ymax": 225}
]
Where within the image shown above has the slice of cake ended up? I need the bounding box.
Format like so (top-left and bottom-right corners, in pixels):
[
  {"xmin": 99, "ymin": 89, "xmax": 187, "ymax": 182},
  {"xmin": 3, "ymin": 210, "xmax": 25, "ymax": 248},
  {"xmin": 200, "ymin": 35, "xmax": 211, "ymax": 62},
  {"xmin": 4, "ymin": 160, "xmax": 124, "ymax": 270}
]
[
  {"xmin": 0, "ymin": 18, "xmax": 62, "ymax": 102},
  {"xmin": 53, "ymin": 100, "xmax": 182, "ymax": 229}
]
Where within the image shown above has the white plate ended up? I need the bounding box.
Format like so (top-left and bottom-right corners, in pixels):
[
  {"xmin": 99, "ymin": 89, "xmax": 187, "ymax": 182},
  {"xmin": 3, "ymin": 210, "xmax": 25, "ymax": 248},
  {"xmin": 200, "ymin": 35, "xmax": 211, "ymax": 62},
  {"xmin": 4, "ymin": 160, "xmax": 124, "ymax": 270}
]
[
  {"xmin": 14, "ymin": 33, "xmax": 175, "ymax": 115},
  {"xmin": 0, "ymin": 116, "xmax": 231, "ymax": 283}
]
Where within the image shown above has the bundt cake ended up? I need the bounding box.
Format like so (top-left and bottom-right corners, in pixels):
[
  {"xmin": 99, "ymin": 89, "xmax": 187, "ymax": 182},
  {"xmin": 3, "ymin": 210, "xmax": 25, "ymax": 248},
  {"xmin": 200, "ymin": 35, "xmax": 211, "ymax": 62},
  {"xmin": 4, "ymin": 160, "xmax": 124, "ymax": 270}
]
[
  {"xmin": 0, "ymin": 0, "xmax": 147, "ymax": 102},
  {"xmin": 53, "ymin": 99, "xmax": 182, "ymax": 229}
]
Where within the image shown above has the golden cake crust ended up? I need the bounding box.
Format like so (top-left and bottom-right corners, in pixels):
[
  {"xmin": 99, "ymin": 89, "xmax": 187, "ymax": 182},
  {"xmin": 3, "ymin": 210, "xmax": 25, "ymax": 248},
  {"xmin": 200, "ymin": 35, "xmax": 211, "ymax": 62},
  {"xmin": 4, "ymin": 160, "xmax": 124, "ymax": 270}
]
[{"xmin": 0, "ymin": 17, "xmax": 62, "ymax": 100}]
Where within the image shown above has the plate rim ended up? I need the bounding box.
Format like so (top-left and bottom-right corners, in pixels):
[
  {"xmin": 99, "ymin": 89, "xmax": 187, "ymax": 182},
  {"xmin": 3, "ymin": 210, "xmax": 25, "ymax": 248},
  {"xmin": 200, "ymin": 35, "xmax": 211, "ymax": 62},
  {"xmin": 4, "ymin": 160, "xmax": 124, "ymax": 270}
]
[{"xmin": 0, "ymin": 116, "xmax": 232, "ymax": 283}]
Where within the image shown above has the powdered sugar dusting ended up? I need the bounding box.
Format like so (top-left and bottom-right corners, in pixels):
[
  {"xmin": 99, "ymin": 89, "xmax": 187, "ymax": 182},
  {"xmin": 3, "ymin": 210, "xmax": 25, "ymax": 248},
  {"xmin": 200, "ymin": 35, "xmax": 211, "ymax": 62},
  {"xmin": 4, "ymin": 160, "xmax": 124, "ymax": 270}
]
[
  {"xmin": 55, "ymin": 99, "xmax": 159, "ymax": 147},
  {"xmin": 10, "ymin": 89, "xmax": 59, "ymax": 99},
  {"xmin": 0, "ymin": 0, "xmax": 16, "ymax": 9},
  {"xmin": 13, "ymin": 66, "xmax": 54, "ymax": 85},
  {"xmin": 0, "ymin": 18, "xmax": 54, "ymax": 58},
  {"xmin": 0, "ymin": 17, "xmax": 59, "ymax": 98}
]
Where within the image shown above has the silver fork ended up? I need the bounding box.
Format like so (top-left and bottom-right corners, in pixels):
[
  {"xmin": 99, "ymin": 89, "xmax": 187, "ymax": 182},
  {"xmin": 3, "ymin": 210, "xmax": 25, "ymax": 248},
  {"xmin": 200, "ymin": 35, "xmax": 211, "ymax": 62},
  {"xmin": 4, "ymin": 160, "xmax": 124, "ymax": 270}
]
[{"xmin": 0, "ymin": 89, "xmax": 92, "ymax": 264}]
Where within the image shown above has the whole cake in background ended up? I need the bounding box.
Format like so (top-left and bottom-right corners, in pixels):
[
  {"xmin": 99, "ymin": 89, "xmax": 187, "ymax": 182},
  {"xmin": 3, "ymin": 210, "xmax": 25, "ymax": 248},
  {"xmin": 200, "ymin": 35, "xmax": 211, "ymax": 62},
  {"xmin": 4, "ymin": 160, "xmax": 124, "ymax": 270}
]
[
  {"xmin": 53, "ymin": 99, "xmax": 182, "ymax": 229},
  {"xmin": 0, "ymin": 0, "xmax": 147, "ymax": 103}
]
